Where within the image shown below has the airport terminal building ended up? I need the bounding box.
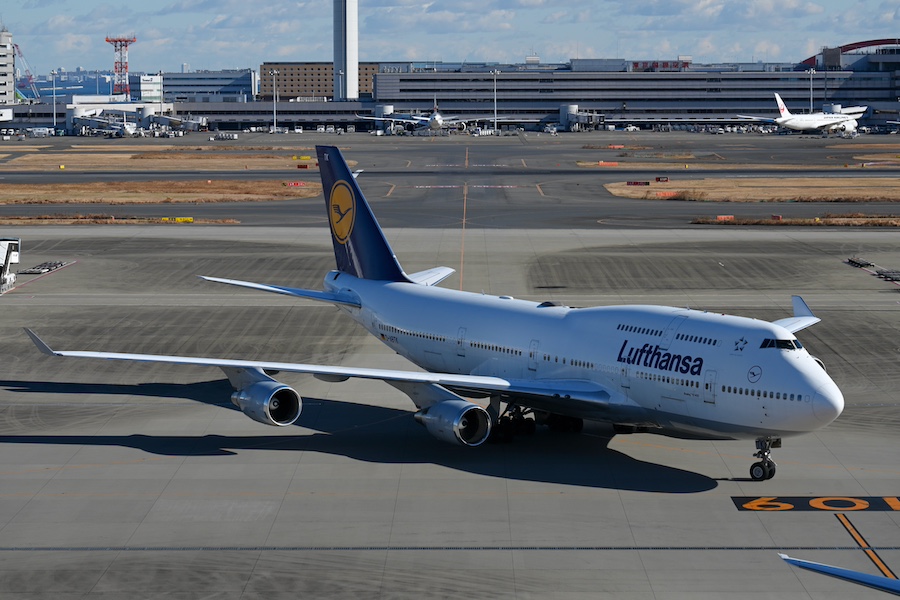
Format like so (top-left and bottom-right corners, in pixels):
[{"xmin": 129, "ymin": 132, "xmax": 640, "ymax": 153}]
[{"xmin": 6, "ymin": 39, "xmax": 900, "ymax": 132}]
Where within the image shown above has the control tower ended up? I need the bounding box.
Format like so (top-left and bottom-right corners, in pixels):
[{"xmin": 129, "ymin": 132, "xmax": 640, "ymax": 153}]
[{"xmin": 333, "ymin": 0, "xmax": 358, "ymax": 100}]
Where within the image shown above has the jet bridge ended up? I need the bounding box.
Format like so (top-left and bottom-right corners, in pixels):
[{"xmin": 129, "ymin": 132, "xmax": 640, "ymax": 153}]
[{"xmin": 0, "ymin": 238, "xmax": 20, "ymax": 294}]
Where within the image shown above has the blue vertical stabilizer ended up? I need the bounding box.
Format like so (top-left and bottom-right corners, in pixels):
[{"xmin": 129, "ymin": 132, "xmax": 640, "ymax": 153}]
[{"xmin": 316, "ymin": 145, "xmax": 409, "ymax": 282}]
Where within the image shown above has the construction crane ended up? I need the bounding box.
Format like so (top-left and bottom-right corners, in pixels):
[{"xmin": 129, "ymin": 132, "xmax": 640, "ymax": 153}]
[{"xmin": 13, "ymin": 44, "xmax": 39, "ymax": 100}]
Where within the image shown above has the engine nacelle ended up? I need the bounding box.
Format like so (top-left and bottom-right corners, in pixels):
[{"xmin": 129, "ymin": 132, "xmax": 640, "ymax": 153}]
[
  {"xmin": 414, "ymin": 400, "xmax": 491, "ymax": 447},
  {"xmin": 836, "ymin": 119, "xmax": 858, "ymax": 133},
  {"xmin": 230, "ymin": 380, "xmax": 302, "ymax": 426}
]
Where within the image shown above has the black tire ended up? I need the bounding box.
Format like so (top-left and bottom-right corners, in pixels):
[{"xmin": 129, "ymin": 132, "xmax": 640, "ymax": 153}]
[
  {"xmin": 750, "ymin": 461, "xmax": 770, "ymax": 481},
  {"xmin": 765, "ymin": 462, "xmax": 777, "ymax": 480}
]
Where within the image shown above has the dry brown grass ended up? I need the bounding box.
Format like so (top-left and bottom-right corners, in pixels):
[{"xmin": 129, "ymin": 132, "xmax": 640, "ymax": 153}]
[
  {"xmin": 693, "ymin": 213, "xmax": 900, "ymax": 226},
  {"xmin": 7, "ymin": 153, "xmax": 322, "ymax": 171},
  {"xmin": 606, "ymin": 177, "xmax": 900, "ymax": 202},
  {"xmin": 0, "ymin": 214, "xmax": 240, "ymax": 225},
  {"xmin": 0, "ymin": 143, "xmax": 348, "ymax": 172},
  {"xmin": 0, "ymin": 180, "xmax": 322, "ymax": 205}
]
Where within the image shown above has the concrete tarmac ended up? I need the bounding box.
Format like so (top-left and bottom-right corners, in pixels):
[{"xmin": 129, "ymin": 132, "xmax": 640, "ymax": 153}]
[{"xmin": 1, "ymin": 134, "xmax": 900, "ymax": 598}]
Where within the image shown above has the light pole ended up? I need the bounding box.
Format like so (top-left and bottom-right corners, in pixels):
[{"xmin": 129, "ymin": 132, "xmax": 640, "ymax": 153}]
[
  {"xmin": 50, "ymin": 70, "xmax": 57, "ymax": 129},
  {"xmin": 270, "ymin": 69, "xmax": 278, "ymax": 132},
  {"xmin": 337, "ymin": 70, "xmax": 343, "ymax": 101},
  {"xmin": 806, "ymin": 68, "xmax": 816, "ymax": 113},
  {"xmin": 490, "ymin": 69, "xmax": 500, "ymax": 132}
]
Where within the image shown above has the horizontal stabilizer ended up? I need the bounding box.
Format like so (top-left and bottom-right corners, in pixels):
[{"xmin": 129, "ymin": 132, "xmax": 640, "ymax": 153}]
[
  {"xmin": 199, "ymin": 276, "xmax": 360, "ymax": 307},
  {"xmin": 408, "ymin": 267, "xmax": 455, "ymax": 286}
]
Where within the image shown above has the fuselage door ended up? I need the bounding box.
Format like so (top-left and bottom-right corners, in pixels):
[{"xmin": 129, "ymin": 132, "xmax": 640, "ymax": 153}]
[
  {"xmin": 703, "ymin": 370, "xmax": 717, "ymax": 404},
  {"xmin": 660, "ymin": 315, "xmax": 687, "ymax": 350},
  {"xmin": 528, "ymin": 339, "xmax": 540, "ymax": 372},
  {"xmin": 620, "ymin": 365, "xmax": 631, "ymax": 390},
  {"xmin": 457, "ymin": 327, "xmax": 467, "ymax": 358}
]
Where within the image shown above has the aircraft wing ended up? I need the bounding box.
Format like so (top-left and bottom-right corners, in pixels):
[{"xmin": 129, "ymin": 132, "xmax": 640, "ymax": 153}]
[
  {"xmin": 357, "ymin": 114, "xmax": 428, "ymax": 126},
  {"xmin": 25, "ymin": 327, "xmax": 509, "ymax": 390},
  {"xmin": 451, "ymin": 115, "xmax": 542, "ymax": 125},
  {"xmin": 736, "ymin": 115, "xmax": 777, "ymax": 124},
  {"xmin": 24, "ymin": 329, "xmax": 613, "ymax": 413}
]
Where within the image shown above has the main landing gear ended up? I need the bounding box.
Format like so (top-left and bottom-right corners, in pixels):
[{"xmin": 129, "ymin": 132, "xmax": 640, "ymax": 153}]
[
  {"xmin": 750, "ymin": 437, "xmax": 781, "ymax": 481},
  {"xmin": 489, "ymin": 404, "xmax": 536, "ymax": 443}
]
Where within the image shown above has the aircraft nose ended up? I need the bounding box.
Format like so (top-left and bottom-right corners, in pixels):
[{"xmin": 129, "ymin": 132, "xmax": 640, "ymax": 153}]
[{"xmin": 812, "ymin": 384, "xmax": 844, "ymax": 426}]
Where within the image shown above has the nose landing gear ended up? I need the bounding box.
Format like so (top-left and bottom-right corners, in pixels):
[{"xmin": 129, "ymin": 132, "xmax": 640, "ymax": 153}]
[{"xmin": 750, "ymin": 437, "xmax": 781, "ymax": 480}]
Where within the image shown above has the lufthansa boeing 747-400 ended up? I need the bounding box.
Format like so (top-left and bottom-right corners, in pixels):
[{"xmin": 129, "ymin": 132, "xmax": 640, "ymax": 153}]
[{"xmin": 26, "ymin": 145, "xmax": 844, "ymax": 480}]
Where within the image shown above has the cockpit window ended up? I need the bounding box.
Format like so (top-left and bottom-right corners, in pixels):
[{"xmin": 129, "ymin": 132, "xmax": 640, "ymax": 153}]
[{"xmin": 760, "ymin": 338, "xmax": 802, "ymax": 350}]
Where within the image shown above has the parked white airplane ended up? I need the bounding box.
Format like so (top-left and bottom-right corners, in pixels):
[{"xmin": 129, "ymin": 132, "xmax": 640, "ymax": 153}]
[
  {"xmin": 738, "ymin": 93, "xmax": 866, "ymax": 135},
  {"xmin": 359, "ymin": 103, "xmax": 537, "ymax": 133},
  {"xmin": 358, "ymin": 104, "xmax": 465, "ymax": 132},
  {"xmin": 26, "ymin": 145, "xmax": 844, "ymax": 480}
]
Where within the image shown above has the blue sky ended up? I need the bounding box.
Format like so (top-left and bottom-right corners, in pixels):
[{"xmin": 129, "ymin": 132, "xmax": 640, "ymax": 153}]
[{"xmin": 2, "ymin": 0, "xmax": 897, "ymax": 75}]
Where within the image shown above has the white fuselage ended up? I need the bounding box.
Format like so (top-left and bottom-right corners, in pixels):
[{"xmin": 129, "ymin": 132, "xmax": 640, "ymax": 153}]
[
  {"xmin": 427, "ymin": 112, "xmax": 444, "ymax": 130},
  {"xmin": 324, "ymin": 272, "xmax": 844, "ymax": 441},
  {"xmin": 777, "ymin": 112, "xmax": 858, "ymax": 133}
]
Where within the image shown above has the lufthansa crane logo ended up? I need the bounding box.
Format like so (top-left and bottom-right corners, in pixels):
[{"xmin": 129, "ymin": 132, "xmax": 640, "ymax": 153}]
[
  {"xmin": 748, "ymin": 365, "xmax": 762, "ymax": 383},
  {"xmin": 329, "ymin": 180, "xmax": 355, "ymax": 244}
]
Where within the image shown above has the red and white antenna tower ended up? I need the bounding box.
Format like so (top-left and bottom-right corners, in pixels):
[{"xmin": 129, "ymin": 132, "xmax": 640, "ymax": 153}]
[{"xmin": 105, "ymin": 35, "xmax": 136, "ymax": 97}]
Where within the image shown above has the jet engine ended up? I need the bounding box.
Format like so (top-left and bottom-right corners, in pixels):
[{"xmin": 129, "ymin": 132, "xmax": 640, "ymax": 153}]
[
  {"xmin": 836, "ymin": 119, "xmax": 858, "ymax": 133},
  {"xmin": 414, "ymin": 400, "xmax": 491, "ymax": 446},
  {"xmin": 230, "ymin": 380, "xmax": 302, "ymax": 426}
]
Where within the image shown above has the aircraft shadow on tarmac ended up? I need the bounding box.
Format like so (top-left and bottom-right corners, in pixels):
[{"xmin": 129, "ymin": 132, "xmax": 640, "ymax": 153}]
[{"xmin": 0, "ymin": 378, "xmax": 716, "ymax": 494}]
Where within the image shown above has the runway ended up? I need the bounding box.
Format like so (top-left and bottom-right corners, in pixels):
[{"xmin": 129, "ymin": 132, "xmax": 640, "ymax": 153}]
[{"xmin": 1, "ymin": 133, "xmax": 900, "ymax": 598}]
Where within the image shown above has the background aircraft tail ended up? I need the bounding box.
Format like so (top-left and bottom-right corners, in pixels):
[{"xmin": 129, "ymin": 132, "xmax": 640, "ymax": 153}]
[
  {"xmin": 774, "ymin": 93, "xmax": 792, "ymax": 118},
  {"xmin": 316, "ymin": 145, "xmax": 409, "ymax": 282}
]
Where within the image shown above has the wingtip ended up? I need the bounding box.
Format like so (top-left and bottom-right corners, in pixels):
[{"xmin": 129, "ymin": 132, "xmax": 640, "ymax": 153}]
[{"xmin": 23, "ymin": 328, "xmax": 58, "ymax": 356}]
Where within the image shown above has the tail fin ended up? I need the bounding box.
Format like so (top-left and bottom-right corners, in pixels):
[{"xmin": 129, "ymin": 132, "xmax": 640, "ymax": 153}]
[
  {"xmin": 316, "ymin": 145, "xmax": 409, "ymax": 282},
  {"xmin": 774, "ymin": 93, "xmax": 791, "ymax": 118}
]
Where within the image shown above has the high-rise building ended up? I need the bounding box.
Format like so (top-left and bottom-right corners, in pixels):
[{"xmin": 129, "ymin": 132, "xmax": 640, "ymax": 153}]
[
  {"xmin": 333, "ymin": 0, "xmax": 359, "ymax": 100},
  {"xmin": 0, "ymin": 24, "xmax": 15, "ymax": 105}
]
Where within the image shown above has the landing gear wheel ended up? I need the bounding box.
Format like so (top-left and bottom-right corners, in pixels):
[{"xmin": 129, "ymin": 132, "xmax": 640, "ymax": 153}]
[
  {"xmin": 750, "ymin": 437, "xmax": 781, "ymax": 481},
  {"xmin": 750, "ymin": 461, "xmax": 770, "ymax": 481}
]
